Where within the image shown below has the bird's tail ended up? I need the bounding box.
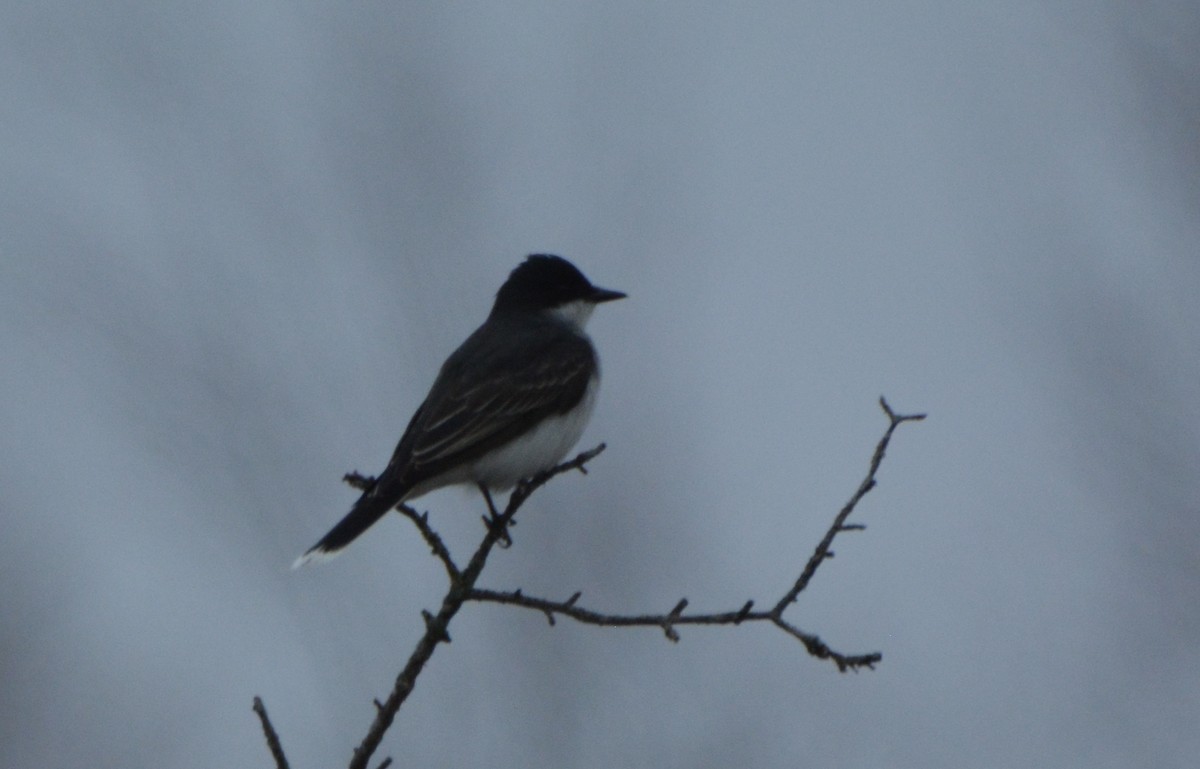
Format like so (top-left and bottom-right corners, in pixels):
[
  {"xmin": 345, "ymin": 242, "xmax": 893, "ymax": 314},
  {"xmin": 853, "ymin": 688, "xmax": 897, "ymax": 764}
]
[{"xmin": 292, "ymin": 484, "xmax": 402, "ymax": 568}]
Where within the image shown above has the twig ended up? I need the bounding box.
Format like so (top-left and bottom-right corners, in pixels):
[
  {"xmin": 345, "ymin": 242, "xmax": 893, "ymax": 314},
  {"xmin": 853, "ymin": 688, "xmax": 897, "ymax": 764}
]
[
  {"xmin": 774, "ymin": 396, "xmax": 925, "ymax": 612},
  {"xmin": 252, "ymin": 696, "xmax": 291, "ymax": 769},
  {"xmin": 465, "ymin": 588, "xmax": 878, "ymax": 671},
  {"xmin": 340, "ymin": 479, "xmax": 465, "ymax": 581},
  {"xmin": 398, "ymin": 504, "xmax": 461, "ymax": 582},
  {"xmin": 465, "ymin": 398, "xmax": 925, "ymax": 672}
]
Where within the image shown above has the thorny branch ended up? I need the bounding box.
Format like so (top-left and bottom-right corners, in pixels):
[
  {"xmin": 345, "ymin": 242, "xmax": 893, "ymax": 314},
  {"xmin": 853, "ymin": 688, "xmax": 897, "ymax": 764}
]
[
  {"xmin": 344, "ymin": 469, "xmax": 463, "ymax": 582},
  {"xmin": 465, "ymin": 397, "xmax": 924, "ymax": 672},
  {"xmin": 253, "ymin": 399, "xmax": 923, "ymax": 769}
]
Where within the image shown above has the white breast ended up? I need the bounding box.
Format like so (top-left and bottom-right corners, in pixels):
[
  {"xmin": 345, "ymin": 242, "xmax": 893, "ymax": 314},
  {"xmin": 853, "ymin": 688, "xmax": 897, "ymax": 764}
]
[{"xmin": 469, "ymin": 374, "xmax": 599, "ymax": 490}]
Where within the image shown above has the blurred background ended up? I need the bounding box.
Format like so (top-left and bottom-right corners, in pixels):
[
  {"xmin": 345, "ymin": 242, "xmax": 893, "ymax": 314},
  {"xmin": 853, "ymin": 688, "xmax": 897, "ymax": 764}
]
[{"xmin": 2, "ymin": 2, "xmax": 1198, "ymax": 767}]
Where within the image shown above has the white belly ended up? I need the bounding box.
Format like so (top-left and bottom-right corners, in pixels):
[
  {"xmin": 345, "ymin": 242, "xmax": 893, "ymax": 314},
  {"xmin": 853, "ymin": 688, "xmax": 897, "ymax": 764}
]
[{"xmin": 469, "ymin": 375, "xmax": 598, "ymax": 489}]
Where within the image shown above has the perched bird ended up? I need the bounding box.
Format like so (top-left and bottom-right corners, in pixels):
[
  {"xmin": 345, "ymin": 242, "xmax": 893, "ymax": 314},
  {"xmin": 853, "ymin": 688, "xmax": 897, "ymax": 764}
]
[{"xmin": 294, "ymin": 254, "xmax": 625, "ymax": 567}]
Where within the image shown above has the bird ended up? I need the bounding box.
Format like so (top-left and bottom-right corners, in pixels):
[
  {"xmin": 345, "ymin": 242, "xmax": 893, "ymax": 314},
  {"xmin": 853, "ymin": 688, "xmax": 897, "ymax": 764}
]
[{"xmin": 293, "ymin": 254, "xmax": 625, "ymax": 567}]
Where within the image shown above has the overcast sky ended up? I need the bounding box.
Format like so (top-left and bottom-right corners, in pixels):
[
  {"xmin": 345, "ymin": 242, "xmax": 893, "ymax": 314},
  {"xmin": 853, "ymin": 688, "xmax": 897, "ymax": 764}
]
[{"xmin": 3, "ymin": 2, "xmax": 1198, "ymax": 768}]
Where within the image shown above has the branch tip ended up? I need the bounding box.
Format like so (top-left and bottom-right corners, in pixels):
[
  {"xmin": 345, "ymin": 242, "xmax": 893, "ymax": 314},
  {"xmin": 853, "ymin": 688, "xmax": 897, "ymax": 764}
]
[
  {"xmin": 880, "ymin": 395, "xmax": 926, "ymax": 425},
  {"xmin": 252, "ymin": 696, "xmax": 291, "ymax": 769}
]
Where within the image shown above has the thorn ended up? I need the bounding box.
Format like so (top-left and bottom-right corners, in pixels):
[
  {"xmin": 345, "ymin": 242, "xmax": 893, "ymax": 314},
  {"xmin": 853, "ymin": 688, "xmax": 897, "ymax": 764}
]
[
  {"xmin": 565, "ymin": 591, "xmax": 582, "ymax": 607},
  {"xmin": 543, "ymin": 611, "xmax": 556, "ymax": 626},
  {"xmin": 736, "ymin": 600, "xmax": 754, "ymax": 622},
  {"xmin": 657, "ymin": 598, "xmax": 688, "ymax": 643},
  {"xmin": 376, "ymin": 758, "xmax": 394, "ymax": 769},
  {"xmin": 840, "ymin": 523, "xmax": 866, "ymax": 531},
  {"xmin": 421, "ymin": 610, "xmax": 451, "ymax": 643},
  {"xmin": 571, "ymin": 443, "xmax": 606, "ymax": 474},
  {"xmin": 373, "ymin": 699, "xmax": 384, "ymax": 712}
]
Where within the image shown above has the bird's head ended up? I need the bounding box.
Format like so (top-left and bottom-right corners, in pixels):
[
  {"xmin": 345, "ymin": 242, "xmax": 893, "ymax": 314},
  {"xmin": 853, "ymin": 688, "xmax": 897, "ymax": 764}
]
[{"xmin": 492, "ymin": 254, "xmax": 626, "ymax": 328}]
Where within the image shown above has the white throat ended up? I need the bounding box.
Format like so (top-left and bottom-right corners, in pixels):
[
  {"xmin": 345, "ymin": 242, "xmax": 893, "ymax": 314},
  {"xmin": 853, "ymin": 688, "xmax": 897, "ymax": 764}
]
[{"xmin": 546, "ymin": 299, "xmax": 595, "ymax": 331}]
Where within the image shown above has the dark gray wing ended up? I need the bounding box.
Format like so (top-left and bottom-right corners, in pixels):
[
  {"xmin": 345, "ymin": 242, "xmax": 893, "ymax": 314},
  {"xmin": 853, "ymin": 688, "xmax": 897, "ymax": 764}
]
[
  {"xmin": 296, "ymin": 318, "xmax": 594, "ymax": 562},
  {"xmin": 399, "ymin": 320, "xmax": 596, "ymax": 484}
]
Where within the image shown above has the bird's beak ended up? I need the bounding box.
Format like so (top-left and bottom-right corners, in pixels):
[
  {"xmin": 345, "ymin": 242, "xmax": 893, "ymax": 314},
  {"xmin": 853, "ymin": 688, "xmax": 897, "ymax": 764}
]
[{"xmin": 590, "ymin": 286, "xmax": 627, "ymax": 303}]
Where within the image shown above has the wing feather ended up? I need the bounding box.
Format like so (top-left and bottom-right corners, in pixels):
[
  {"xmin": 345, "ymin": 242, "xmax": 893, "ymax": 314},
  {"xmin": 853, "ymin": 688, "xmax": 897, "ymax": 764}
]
[{"xmin": 378, "ymin": 317, "xmax": 596, "ymax": 494}]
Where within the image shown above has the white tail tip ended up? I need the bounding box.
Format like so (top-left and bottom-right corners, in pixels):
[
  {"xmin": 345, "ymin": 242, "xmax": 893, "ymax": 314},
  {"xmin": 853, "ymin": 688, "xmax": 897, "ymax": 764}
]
[{"xmin": 291, "ymin": 547, "xmax": 341, "ymax": 569}]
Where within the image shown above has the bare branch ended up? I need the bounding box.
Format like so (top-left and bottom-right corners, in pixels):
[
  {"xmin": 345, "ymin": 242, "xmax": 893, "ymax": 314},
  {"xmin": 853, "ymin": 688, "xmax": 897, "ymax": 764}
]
[
  {"xmin": 465, "ymin": 400, "xmax": 924, "ymax": 672},
  {"xmin": 252, "ymin": 696, "xmax": 291, "ymax": 769},
  {"xmin": 466, "ymin": 587, "xmax": 880, "ymax": 671},
  {"xmin": 774, "ymin": 396, "xmax": 925, "ymax": 612},
  {"xmin": 345, "ymin": 472, "xmax": 465, "ymax": 579},
  {"xmin": 397, "ymin": 505, "xmax": 461, "ymax": 582}
]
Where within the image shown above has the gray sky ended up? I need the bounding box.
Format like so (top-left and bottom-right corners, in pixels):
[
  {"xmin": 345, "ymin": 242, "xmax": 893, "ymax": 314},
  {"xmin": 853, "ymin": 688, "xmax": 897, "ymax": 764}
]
[{"xmin": 3, "ymin": 2, "xmax": 1198, "ymax": 767}]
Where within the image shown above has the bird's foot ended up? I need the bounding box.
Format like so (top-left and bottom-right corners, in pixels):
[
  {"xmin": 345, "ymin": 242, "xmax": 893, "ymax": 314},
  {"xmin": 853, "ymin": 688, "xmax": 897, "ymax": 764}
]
[
  {"xmin": 477, "ymin": 483, "xmax": 514, "ymax": 547},
  {"xmin": 481, "ymin": 512, "xmax": 514, "ymax": 548}
]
